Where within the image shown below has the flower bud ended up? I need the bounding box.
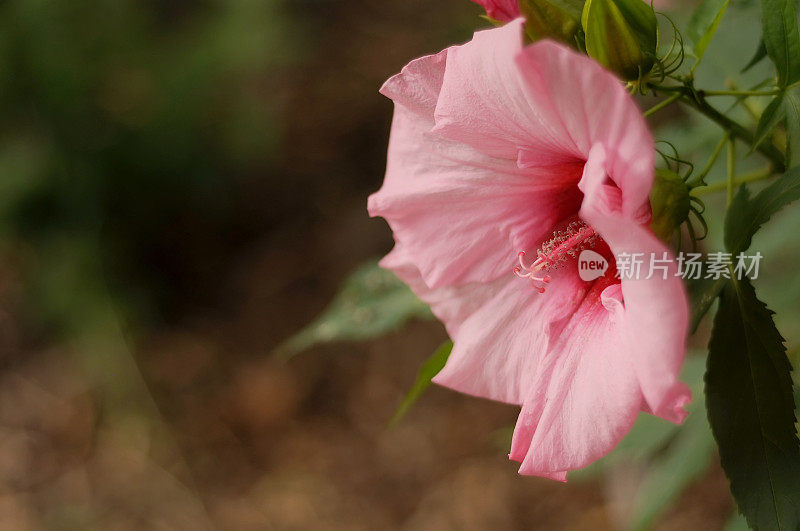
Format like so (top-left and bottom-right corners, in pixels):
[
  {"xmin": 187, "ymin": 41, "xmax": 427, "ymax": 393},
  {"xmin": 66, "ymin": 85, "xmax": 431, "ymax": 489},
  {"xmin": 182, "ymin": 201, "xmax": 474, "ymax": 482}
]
[
  {"xmin": 581, "ymin": 0, "xmax": 657, "ymax": 81},
  {"xmin": 519, "ymin": 0, "xmax": 584, "ymax": 47},
  {"xmin": 650, "ymin": 169, "xmax": 691, "ymax": 242}
]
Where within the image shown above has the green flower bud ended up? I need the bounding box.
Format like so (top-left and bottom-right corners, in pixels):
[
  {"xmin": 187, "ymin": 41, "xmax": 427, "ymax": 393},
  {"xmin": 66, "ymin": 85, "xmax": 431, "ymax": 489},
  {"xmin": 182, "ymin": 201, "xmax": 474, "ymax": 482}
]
[
  {"xmin": 519, "ymin": 0, "xmax": 585, "ymax": 48},
  {"xmin": 650, "ymin": 168, "xmax": 691, "ymax": 242},
  {"xmin": 581, "ymin": 0, "xmax": 657, "ymax": 81}
]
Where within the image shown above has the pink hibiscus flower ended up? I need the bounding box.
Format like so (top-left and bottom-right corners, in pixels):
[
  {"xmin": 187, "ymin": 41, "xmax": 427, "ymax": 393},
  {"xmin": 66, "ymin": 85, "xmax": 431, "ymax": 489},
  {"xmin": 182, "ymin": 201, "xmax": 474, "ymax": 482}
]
[
  {"xmin": 472, "ymin": 0, "xmax": 521, "ymax": 21},
  {"xmin": 368, "ymin": 20, "xmax": 690, "ymax": 480}
]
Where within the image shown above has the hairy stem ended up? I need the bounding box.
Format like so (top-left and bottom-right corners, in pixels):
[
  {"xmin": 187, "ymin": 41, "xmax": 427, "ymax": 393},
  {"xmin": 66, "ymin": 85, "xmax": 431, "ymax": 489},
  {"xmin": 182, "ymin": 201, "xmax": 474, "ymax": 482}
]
[
  {"xmin": 688, "ymin": 133, "xmax": 729, "ymax": 187},
  {"xmin": 701, "ymin": 89, "xmax": 780, "ymax": 97},
  {"xmin": 643, "ymin": 93, "xmax": 682, "ymax": 117},
  {"xmin": 691, "ymin": 167, "xmax": 775, "ymax": 195},
  {"xmin": 656, "ymin": 84, "xmax": 786, "ymax": 172},
  {"xmin": 726, "ymin": 138, "xmax": 736, "ymax": 204}
]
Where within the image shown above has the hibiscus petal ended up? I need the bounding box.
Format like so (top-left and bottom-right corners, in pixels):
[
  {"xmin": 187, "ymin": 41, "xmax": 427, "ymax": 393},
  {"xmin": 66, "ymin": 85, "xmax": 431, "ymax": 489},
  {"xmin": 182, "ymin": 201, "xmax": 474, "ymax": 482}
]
[
  {"xmin": 509, "ymin": 281, "xmax": 643, "ymax": 478},
  {"xmin": 431, "ymin": 23, "xmax": 654, "ymax": 217},
  {"xmin": 515, "ymin": 41, "xmax": 656, "ymax": 218},
  {"xmin": 432, "ymin": 271, "xmax": 591, "ymax": 405},
  {"xmin": 579, "ymin": 144, "xmax": 691, "ymax": 424},
  {"xmin": 371, "ymin": 25, "xmax": 656, "ymax": 290},
  {"xmin": 370, "ymin": 45, "xmax": 584, "ymax": 289},
  {"xmin": 381, "ymin": 245, "xmax": 588, "ymax": 405},
  {"xmin": 380, "ymin": 49, "xmax": 448, "ymax": 121},
  {"xmin": 433, "ymin": 20, "xmax": 571, "ymax": 160}
]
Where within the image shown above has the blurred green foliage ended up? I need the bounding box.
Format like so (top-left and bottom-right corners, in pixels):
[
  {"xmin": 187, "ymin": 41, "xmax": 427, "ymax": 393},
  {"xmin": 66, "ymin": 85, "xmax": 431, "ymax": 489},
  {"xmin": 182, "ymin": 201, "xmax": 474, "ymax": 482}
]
[
  {"xmin": 0, "ymin": 4, "xmax": 302, "ymax": 505},
  {"xmin": 0, "ymin": 0, "xmax": 296, "ymax": 334}
]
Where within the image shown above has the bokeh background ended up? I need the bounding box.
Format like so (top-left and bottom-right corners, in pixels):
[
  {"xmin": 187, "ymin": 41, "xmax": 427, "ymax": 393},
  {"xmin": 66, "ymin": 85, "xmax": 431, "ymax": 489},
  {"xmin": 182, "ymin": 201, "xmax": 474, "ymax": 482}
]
[{"xmin": 0, "ymin": 0, "xmax": 794, "ymax": 528}]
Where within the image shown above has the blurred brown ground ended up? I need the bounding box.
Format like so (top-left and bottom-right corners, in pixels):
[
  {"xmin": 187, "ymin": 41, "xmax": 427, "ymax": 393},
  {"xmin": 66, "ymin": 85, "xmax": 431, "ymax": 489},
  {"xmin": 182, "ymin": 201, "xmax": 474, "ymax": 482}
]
[{"xmin": 0, "ymin": 0, "xmax": 734, "ymax": 528}]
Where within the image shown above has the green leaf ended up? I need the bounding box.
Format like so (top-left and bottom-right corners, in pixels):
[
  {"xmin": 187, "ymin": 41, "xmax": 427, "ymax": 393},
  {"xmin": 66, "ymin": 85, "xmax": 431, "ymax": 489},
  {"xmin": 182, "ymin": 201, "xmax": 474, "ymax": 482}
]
[
  {"xmin": 274, "ymin": 260, "xmax": 433, "ymax": 359},
  {"xmin": 752, "ymin": 93, "xmax": 786, "ymax": 151},
  {"xmin": 388, "ymin": 341, "xmax": 452, "ymax": 428},
  {"xmin": 742, "ymin": 40, "xmax": 768, "ymax": 73},
  {"xmin": 687, "ymin": 0, "xmax": 730, "ymax": 66},
  {"xmin": 706, "ymin": 277, "xmax": 800, "ymax": 529},
  {"xmin": 784, "ymin": 87, "xmax": 800, "ymax": 166},
  {"xmin": 724, "ymin": 164, "xmax": 800, "ymax": 254},
  {"xmin": 752, "ymin": 87, "xmax": 800, "ymax": 168},
  {"xmin": 761, "ymin": 0, "xmax": 800, "ymax": 86}
]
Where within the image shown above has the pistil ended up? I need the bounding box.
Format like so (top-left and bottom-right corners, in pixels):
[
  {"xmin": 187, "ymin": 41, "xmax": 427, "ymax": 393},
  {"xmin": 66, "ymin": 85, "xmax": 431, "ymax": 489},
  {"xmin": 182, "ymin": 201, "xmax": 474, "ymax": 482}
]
[{"xmin": 514, "ymin": 221, "xmax": 598, "ymax": 292}]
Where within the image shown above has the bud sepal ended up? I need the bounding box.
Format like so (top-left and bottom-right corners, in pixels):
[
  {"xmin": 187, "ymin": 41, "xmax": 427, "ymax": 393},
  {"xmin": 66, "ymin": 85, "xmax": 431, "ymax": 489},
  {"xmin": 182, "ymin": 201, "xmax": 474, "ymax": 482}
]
[{"xmin": 581, "ymin": 0, "xmax": 658, "ymax": 81}]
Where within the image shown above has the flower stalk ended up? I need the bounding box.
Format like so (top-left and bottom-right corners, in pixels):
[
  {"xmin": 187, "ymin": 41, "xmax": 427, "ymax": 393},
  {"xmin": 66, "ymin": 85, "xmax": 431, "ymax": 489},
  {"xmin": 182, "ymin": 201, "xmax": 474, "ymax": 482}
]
[
  {"xmin": 691, "ymin": 167, "xmax": 775, "ymax": 195},
  {"xmin": 647, "ymin": 82, "xmax": 786, "ymax": 172}
]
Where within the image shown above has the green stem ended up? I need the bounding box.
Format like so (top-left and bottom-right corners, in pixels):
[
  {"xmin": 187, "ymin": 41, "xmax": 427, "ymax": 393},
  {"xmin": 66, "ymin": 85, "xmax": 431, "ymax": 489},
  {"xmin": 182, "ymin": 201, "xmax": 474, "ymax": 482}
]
[
  {"xmin": 643, "ymin": 93, "xmax": 682, "ymax": 117},
  {"xmin": 691, "ymin": 167, "xmax": 774, "ymax": 195},
  {"xmin": 723, "ymin": 80, "xmax": 771, "ymax": 122},
  {"xmin": 687, "ymin": 133, "xmax": 729, "ymax": 187},
  {"xmin": 701, "ymin": 89, "xmax": 780, "ymax": 97},
  {"xmin": 662, "ymin": 85, "xmax": 786, "ymax": 172},
  {"xmin": 647, "ymin": 83, "xmax": 685, "ymax": 94},
  {"xmin": 726, "ymin": 138, "xmax": 736, "ymax": 205}
]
